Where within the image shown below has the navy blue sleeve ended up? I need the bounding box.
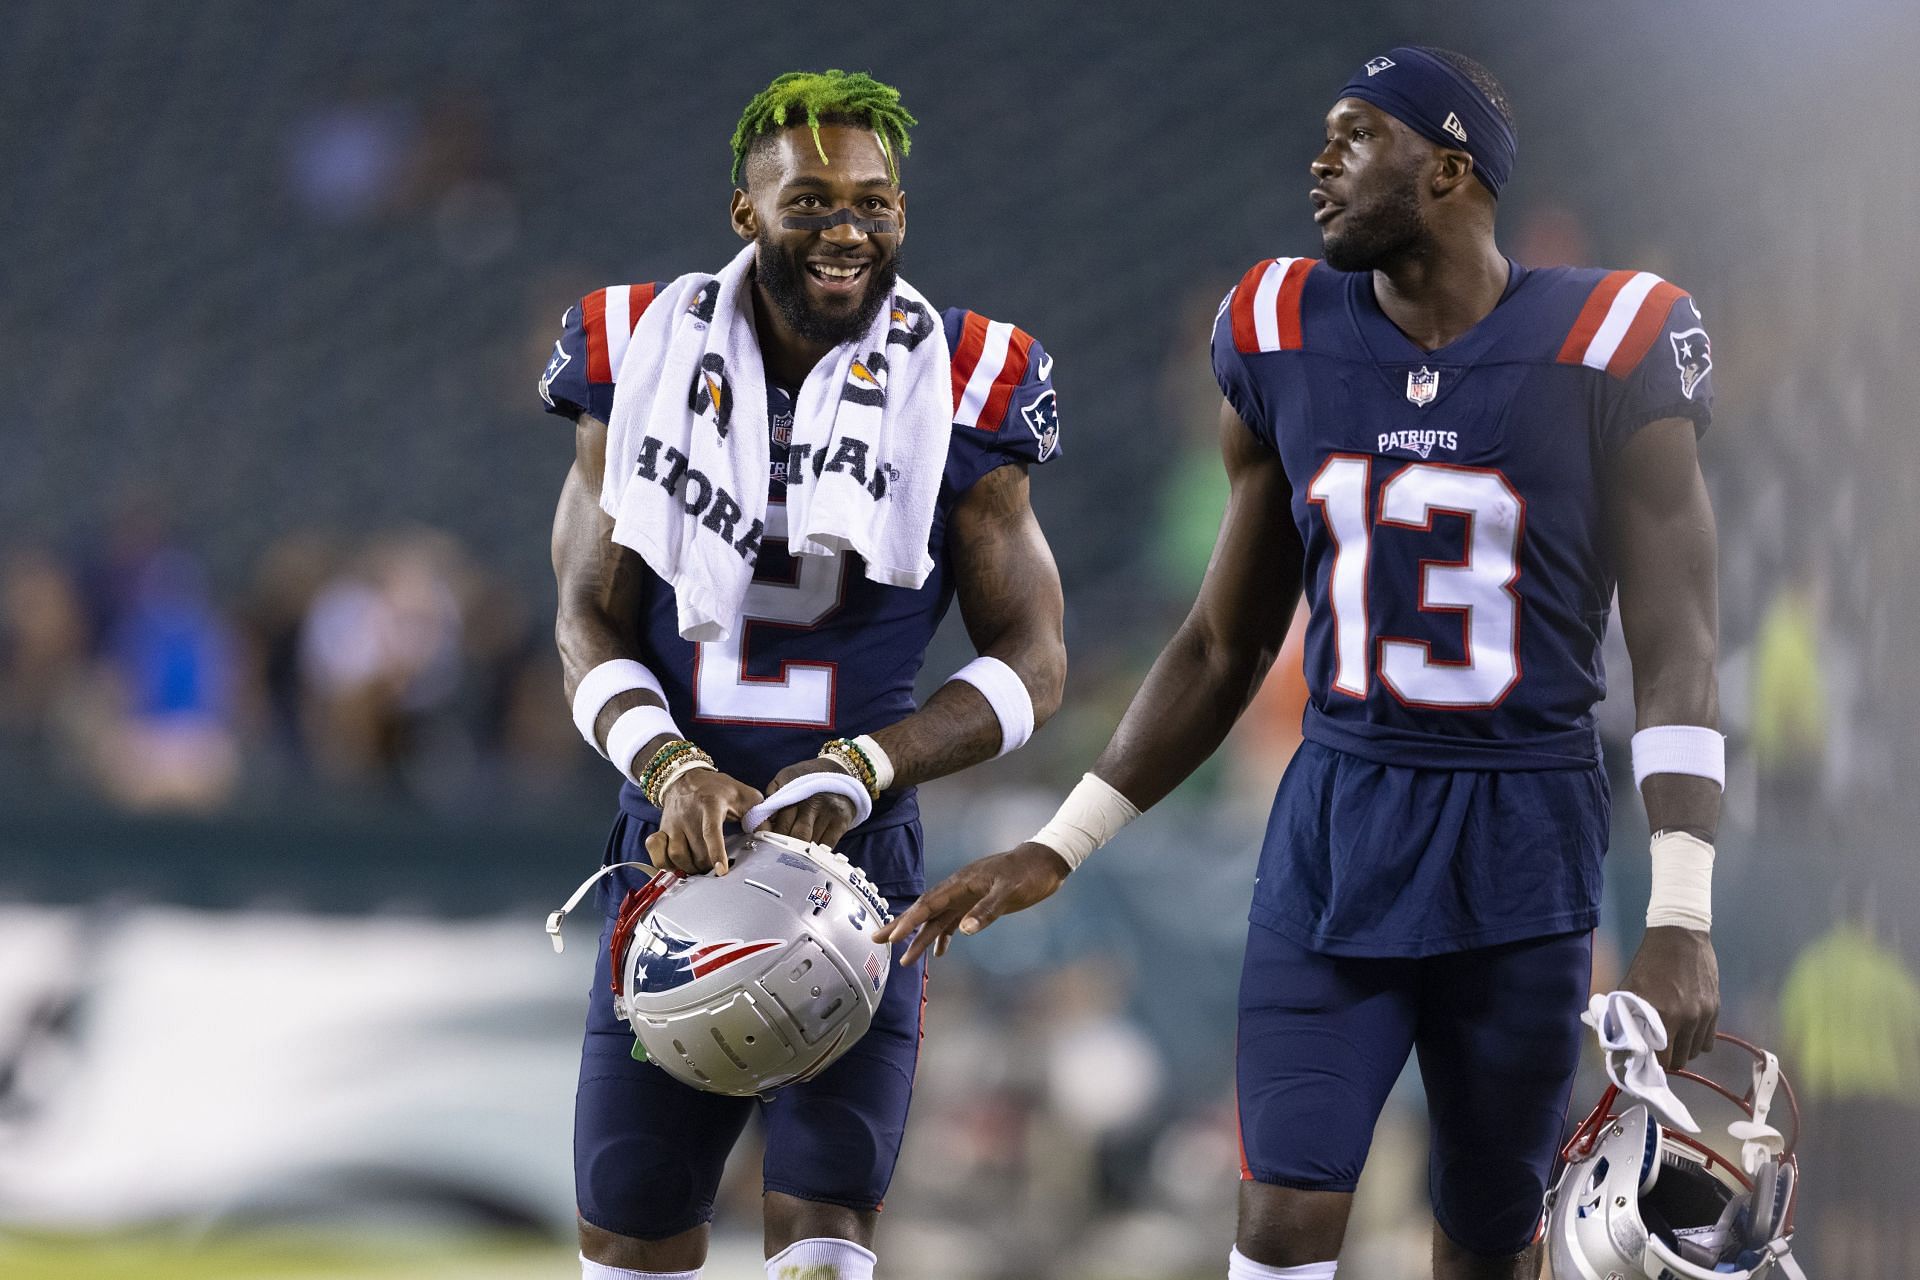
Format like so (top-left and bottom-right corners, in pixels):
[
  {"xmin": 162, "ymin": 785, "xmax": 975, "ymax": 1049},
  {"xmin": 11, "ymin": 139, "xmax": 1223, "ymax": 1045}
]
[
  {"xmin": 1603, "ymin": 291, "xmax": 1714, "ymax": 451},
  {"xmin": 941, "ymin": 308, "xmax": 1062, "ymax": 493},
  {"xmin": 1211, "ymin": 287, "xmax": 1276, "ymax": 450},
  {"xmin": 536, "ymin": 296, "xmax": 598, "ymax": 422}
]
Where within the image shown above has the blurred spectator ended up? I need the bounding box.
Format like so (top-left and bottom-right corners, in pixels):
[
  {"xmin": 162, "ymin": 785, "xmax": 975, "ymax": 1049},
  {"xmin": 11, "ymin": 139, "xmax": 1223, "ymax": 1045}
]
[
  {"xmin": 298, "ymin": 530, "xmax": 466, "ymax": 790},
  {"xmin": 94, "ymin": 548, "xmax": 240, "ymax": 812},
  {"xmin": 1750, "ymin": 559, "xmax": 1830, "ymax": 832},
  {"xmin": 0, "ymin": 551, "xmax": 91, "ymax": 771},
  {"xmin": 1778, "ymin": 889, "xmax": 1920, "ymax": 1276}
]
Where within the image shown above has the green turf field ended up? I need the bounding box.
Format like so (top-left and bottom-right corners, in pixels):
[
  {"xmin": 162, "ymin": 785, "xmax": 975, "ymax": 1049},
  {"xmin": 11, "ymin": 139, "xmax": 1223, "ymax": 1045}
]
[{"xmin": 0, "ymin": 1235, "xmax": 580, "ymax": 1280}]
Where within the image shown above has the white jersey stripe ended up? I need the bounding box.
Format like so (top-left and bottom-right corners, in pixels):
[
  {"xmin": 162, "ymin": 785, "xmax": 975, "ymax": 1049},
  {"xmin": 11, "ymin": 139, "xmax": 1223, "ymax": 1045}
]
[
  {"xmin": 955, "ymin": 320, "xmax": 1014, "ymax": 427},
  {"xmin": 1252, "ymin": 257, "xmax": 1295, "ymax": 352},
  {"xmin": 1581, "ymin": 271, "xmax": 1661, "ymax": 371},
  {"xmin": 602, "ymin": 285, "xmax": 632, "ymax": 381}
]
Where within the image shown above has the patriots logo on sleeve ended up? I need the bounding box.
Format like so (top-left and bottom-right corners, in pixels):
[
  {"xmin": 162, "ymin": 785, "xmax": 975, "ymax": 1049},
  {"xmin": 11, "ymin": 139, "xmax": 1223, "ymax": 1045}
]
[
  {"xmin": 1669, "ymin": 327, "xmax": 1712, "ymax": 400},
  {"xmin": 1021, "ymin": 388, "xmax": 1059, "ymax": 461},
  {"xmin": 538, "ymin": 340, "xmax": 571, "ymax": 408}
]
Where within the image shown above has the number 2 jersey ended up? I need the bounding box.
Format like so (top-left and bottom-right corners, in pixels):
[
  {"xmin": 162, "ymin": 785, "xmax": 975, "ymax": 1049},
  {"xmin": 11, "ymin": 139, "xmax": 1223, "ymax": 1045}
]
[
  {"xmin": 540, "ymin": 283, "xmax": 1060, "ymax": 895},
  {"xmin": 1213, "ymin": 257, "xmax": 1714, "ymax": 955}
]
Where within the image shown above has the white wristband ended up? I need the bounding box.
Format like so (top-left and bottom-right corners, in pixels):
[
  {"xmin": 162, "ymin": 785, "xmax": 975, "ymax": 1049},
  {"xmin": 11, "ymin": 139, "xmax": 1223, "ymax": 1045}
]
[
  {"xmin": 948, "ymin": 656, "xmax": 1035, "ymax": 757},
  {"xmin": 1030, "ymin": 772, "xmax": 1142, "ymax": 872},
  {"xmin": 1631, "ymin": 725, "xmax": 1725, "ymax": 792},
  {"xmin": 1646, "ymin": 829, "xmax": 1714, "ymax": 932},
  {"xmin": 606, "ymin": 705, "xmax": 680, "ymax": 783},
  {"xmin": 850, "ymin": 734, "xmax": 895, "ymax": 791},
  {"xmin": 572, "ymin": 659, "xmax": 669, "ymax": 755}
]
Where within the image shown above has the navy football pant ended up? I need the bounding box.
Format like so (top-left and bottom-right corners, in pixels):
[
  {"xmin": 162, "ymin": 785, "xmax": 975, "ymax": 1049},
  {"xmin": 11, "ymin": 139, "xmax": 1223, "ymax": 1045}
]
[
  {"xmin": 574, "ymin": 815, "xmax": 927, "ymax": 1241},
  {"xmin": 1236, "ymin": 921, "xmax": 1592, "ymax": 1256}
]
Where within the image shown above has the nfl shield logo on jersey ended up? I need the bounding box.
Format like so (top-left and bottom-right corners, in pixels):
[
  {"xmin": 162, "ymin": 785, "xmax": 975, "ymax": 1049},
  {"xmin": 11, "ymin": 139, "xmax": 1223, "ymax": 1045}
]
[{"xmin": 1406, "ymin": 366, "xmax": 1440, "ymax": 407}]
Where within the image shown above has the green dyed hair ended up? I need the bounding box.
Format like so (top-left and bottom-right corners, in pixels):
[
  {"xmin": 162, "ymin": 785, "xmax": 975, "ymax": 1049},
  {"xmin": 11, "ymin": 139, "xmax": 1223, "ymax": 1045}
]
[{"xmin": 729, "ymin": 69, "xmax": 916, "ymax": 185}]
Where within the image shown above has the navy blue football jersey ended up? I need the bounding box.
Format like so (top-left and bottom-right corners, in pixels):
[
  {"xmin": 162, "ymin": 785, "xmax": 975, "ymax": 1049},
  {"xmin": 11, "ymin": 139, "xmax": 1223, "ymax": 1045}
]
[
  {"xmin": 1213, "ymin": 258, "xmax": 1713, "ymax": 773},
  {"xmin": 540, "ymin": 283, "xmax": 1061, "ymax": 893}
]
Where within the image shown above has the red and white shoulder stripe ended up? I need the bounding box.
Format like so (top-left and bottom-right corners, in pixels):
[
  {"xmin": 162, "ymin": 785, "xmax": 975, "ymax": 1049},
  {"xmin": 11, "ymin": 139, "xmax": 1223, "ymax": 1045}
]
[
  {"xmin": 1556, "ymin": 270, "xmax": 1689, "ymax": 378},
  {"xmin": 582, "ymin": 282, "xmax": 660, "ymax": 383},
  {"xmin": 949, "ymin": 311, "xmax": 1035, "ymax": 431},
  {"xmin": 1230, "ymin": 256, "xmax": 1317, "ymax": 354}
]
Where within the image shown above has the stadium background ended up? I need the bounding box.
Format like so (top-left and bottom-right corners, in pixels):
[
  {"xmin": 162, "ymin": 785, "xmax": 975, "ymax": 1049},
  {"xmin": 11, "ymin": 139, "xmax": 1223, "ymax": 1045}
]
[{"xmin": 4, "ymin": 1, "xmax": 1919, "ymax": 1276}]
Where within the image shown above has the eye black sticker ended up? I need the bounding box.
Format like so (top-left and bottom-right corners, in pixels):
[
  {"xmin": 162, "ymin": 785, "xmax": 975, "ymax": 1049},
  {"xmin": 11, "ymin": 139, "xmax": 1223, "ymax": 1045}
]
[{"xmin": 781, "ymin": 207, "xmax": 897, "ymax": 234}]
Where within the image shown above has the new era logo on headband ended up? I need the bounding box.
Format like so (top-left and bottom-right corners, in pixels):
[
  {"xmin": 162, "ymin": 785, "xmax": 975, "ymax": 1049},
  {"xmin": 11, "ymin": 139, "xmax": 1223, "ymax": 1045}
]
[
  {"xmin": 1443, "ymin": 111, "xmax": 1468, "ymax": 142},
  {"xmin": 1365, "ymin": 56, "xmax": 1395, "ymax": 75}
]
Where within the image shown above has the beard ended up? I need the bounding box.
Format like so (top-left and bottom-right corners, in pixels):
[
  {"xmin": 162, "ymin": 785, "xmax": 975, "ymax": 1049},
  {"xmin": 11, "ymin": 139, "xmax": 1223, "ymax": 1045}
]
[
  {"xmin": 755, "ymin": 233, "xmax": 899, "ymax": 347},
  {"xmin": 1321, "ymin": 177, "xmax": 1427, "ymax": 273}
]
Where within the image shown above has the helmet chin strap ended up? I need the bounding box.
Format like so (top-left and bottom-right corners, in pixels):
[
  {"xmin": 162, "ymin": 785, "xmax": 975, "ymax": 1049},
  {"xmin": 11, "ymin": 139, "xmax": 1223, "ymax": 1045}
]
[
  {"xmin": 545, "ymin": 862, "xmax": 659, "ymax": 953},
  {"xmin": 1726, "ymin": 1049, "xmax": 1786, "ymax": 1174}
]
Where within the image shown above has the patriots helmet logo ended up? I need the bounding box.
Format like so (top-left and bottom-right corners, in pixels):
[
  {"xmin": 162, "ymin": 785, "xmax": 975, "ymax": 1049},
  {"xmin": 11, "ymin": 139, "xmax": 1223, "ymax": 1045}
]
[
  {"xmin": 1021, "ymin": 388, "xmax": 1060, "ymax": 461},
  {"xmin": 1365, "ymin": 55, "xmax": 1396, "ymax": 75},
  {"xmin": 630, "ymin": 919, "xmax": 783, "ymax": 994},
  {"xmin": 538, "ymin": 340, "xmax": 571, "ymax": 408},
  {"xmin": 1670, "ymin": 327, "xmax": 1712, "ymax": 400}
]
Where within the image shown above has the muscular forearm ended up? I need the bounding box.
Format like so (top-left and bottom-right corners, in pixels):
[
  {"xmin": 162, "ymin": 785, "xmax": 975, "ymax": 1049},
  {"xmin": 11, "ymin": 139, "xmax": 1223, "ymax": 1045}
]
[
  {"xmin": 871, "ymin": 635, "xmax": 1066, "ymax": 790},
  {"xmin": 1093, "ymin": 611, "xmax": 1278, "ymax": 811}
]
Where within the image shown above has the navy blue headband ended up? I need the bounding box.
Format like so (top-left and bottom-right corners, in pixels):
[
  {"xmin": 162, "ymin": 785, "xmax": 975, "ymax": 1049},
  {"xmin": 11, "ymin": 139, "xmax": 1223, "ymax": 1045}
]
[{"xmin": 1337, "ymin": 47, "xmax": 1515, "ymax": 198}]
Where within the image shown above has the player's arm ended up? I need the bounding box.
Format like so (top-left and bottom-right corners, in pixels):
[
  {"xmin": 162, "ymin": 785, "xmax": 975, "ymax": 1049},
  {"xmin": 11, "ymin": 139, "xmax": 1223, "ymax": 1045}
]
[
  {"xmin": 759, "ymin": 461, "xmax": 1068, "ymax": 845},
  {"xmin": 1606, "ymin": 416, "xmax": 1722, "ymax": 1068},
  {"xmin": 877, "ymin": 400, "xmax": 1304, "ymax": 962},
  {"xmin": 552, "ymin": 412, "xmax": 761, "ymax": 875}
]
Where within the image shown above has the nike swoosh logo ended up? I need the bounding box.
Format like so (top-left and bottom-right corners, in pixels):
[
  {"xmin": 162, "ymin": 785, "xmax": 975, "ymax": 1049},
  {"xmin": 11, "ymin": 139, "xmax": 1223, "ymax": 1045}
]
[{"xmin": 1035, "ymin": 351, "xmax": 1054, "ymax": 381}]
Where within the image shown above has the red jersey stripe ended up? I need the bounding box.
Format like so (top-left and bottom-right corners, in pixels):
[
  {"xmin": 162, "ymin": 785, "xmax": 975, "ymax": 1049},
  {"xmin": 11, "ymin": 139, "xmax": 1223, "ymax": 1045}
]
[
  {"xmin": 1605, "ymin": 281, "xmax": 1687, "ymax": 378},
  {"xmin": 583, "ymin": 287, "xmax": 612, "ymax": 383},
  {"xmin": 1556, "ymin": 270, "xmax": 1636, "ymax": 365},
  {"xmin": 1230, "ymin": 258, "xmax": 1276, "ymax": 353},
  {"xmin": 1274, "ymin": 257, "xmax": 1314, "ymax": 351},
  {"xmin": 630, "ymin": 281, "xmax": 659, "ymax": 332},
  {"xmin": 976, "ymin": 326, "xmax": 1036, "ymax": 431},
  {"xmin": 949, "ymin": 311, "xmax": 991, "ymax": 411}
]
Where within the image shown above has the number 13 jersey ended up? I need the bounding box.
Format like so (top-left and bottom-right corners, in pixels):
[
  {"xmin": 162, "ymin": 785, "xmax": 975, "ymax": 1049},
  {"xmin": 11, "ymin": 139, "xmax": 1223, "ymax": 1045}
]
[{"xmin": 1213, "ymin": 257, "xmax": 1714, "ymax": 774}]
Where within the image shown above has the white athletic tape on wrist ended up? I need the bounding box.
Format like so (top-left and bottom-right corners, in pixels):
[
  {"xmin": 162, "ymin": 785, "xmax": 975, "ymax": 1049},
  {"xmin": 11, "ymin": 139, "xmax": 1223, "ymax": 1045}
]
[
  {"xmin": 742, "ymin": 771, "xmax": 873, "ymax": 834},
  {"xmin": 1646, "ymin": 829, "xmax": 1714, "ymax": 932},
  {"xmin": 948, "ymin": 655, "xmax": 1035, "ymax": 757},
  {"xmin": 850, "ymin": 733, "xmax": 895, "ymax": 792},
  {"xmin": 1631, "ymin": 724, "xmax": 1725, "ymax": 791},
  {"xmin": 1031, "ymin": 772, "xmax": 1142, "ymax": 871},
  {"xmin": 605, "ymin": 705, "xmax": 680, "ymax": 782},
  {"xmin": 572, "ymin": 659, "xmax": 669, "ymax": 754},
  {"xmin": 1228, "ymin": 1249, "xmax": 1336, "ymax": 1279}
]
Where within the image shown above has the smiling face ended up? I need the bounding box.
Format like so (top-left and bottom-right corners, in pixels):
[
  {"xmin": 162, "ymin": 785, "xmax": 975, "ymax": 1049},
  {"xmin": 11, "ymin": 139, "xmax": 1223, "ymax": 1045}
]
[
  {"xmin": 1310, "ymin": 98, "xmax": 1433, "ymax": 273},
  {"xmin": 732, "ymin": 122, "xmax": 906, "ymax": 348}
]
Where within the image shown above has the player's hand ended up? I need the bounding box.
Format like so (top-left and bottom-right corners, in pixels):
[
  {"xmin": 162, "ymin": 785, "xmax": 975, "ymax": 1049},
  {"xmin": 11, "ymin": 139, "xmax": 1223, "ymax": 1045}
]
[
  {"xmin": 873, "ymin": 843, "xmax": 1070, "ymax": 965},
  {"xmin": 648, "ymin": 769, "xmax": 762, "ymax": 877},
  {"xmin": 1621, "ymin": 925, "xmax": 1720, "ymax": 1070},
  {"xmin": 759, "ymin": 758, "xmax": 863, "ymax": 849}
]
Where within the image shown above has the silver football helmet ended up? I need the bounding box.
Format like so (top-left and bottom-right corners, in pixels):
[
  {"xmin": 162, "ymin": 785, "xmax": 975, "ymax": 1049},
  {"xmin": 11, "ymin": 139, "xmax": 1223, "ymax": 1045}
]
[
  {"xmin": 1545, "ymin": 1033, "xmax": 1807, "ymax": 1280},
  {"xmin": 547, "ymin": 830, "xmax": 894, "ymax": 1097}
]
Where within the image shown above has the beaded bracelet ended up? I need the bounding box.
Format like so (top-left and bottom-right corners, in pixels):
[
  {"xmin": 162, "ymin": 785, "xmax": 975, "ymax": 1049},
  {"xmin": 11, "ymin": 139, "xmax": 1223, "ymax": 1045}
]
[
  {"xmin": 818, "ymin": 738, "xmax": 879, "ymax": 800},
  {"xmin": 638, "ymin": 739, "xmax": 712, "ymax": 805}
]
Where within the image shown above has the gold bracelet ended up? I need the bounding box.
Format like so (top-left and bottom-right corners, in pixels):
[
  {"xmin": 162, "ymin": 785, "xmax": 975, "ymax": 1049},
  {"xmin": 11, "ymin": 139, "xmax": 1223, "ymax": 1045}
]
[
  {"xmin": 640, "ymin": 739, "xmax": 713, "ymax": 806},
  {"xmin": 650, "ymin": 753, "xmax": 717, "ymax": 805}
]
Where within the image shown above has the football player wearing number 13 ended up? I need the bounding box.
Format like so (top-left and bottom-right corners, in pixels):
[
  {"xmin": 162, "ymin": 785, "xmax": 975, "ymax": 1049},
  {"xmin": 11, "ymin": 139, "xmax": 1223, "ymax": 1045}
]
[
  {"xmin": 883, "ymin": 48, "xmax": 1725, "ymax": 1279},
  {"xmin": 540, "ymin": 72, "xmax": 1065, "ymax": 1280}
]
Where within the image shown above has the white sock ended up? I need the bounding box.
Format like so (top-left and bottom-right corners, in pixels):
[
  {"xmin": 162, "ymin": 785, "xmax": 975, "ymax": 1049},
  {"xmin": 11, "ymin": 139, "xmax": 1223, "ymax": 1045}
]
[
  {"xmin": 1228, "ymin": 1248, "xmax": 1336, "ymax": 1280},
  {"xmin": 766, "ymin": 1236, "xmax": 878, "ymax": 1280},
  {"xmin": 579, "ymin": 1253, "xmax": 701, "ymax": 1280}
]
